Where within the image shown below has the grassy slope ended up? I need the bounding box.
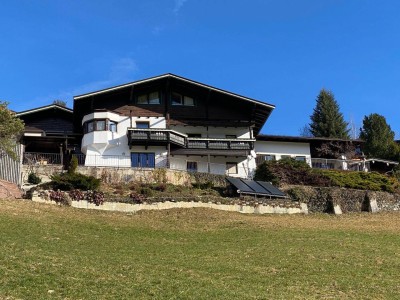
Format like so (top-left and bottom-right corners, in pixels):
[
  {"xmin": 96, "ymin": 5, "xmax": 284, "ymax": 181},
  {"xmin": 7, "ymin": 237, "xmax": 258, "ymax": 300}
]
[{"xmin": 1, "ymin": 200, "xmax": 400, "ymax": 299}]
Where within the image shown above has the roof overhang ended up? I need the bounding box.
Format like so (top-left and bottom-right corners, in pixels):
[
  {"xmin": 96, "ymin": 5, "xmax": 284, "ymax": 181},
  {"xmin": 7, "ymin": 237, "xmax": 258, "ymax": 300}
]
[
  {"xmin": 257, "ymin": 134, "xmax": 364, "ymax": 144},
  {"xmin": 17, "ymin": 104, "xmax": 73, "ymax": 117},
  {"xmin": 74, "ymin": 73, "xmax": 275, "ymax": 110}
]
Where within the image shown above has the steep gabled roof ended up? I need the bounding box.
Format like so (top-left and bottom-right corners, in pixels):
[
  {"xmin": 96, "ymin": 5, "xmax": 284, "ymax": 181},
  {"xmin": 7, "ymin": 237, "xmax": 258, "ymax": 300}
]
[
  {"xmin": 16, "ymin": 104, "xmax": 72, "ymax": 117},
  {"xmin": 74, "ymin": 73, "xmax": 275, "ymax": 109},
  {"xmin": 73, "ymin": 73, "xmax": 276, "ymax": 135}
]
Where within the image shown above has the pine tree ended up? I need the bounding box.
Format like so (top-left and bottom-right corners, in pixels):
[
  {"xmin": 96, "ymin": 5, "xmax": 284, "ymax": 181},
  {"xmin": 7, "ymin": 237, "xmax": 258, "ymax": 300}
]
[
  {"xmin": 359, "ymin": 113, "xmax": 398, "ymax": 159},
  {"xmin": 309, "ymin": 89, "xmax": 350, "ymax": 139},
  {"xmin": 0, "ymin": 101, "xmax": 25, "ymax": 160}
]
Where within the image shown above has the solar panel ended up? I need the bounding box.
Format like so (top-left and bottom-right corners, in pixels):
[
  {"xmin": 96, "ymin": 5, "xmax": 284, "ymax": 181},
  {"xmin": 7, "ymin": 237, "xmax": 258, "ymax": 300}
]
[
  {"xmin": 257, "ymin": 181, "xmax": 286, "ymax": 198},
  {"xmin": 226, "ymin": 177, "xmax": 287, "ymax": 198},
  {"xmin": 226, "ymin": 177, "xmax": 255, "ymax": 194},
  {"xmin": 242, "ymin": 179, "xmax": 270, "ymax": 195}
]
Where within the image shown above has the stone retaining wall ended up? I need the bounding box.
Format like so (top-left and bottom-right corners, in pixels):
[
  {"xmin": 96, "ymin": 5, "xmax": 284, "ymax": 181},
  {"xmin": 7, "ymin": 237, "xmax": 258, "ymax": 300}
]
[
  {"xmin": 284, "ymin": 185, "xmax": 400, "ymax": 214},
  {"xmin": 22, "ymin": 165, "xmax": 227, "ymax": 187},
  {"xmin": 31, "ymin": 193, "xmax": 308, "ymax": 215}
]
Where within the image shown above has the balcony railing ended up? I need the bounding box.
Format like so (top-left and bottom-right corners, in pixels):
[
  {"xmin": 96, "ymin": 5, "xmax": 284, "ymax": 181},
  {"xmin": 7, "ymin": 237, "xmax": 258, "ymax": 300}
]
[
  {"xmin": 23, "ymin": 153, "xmax": 62, "ymax": 165},
  {"xmin": 127, "ymin": 128, "xmax": 186, "ymax": 146},
  {"xmin": 127, "ymin": 128, "xmax": 254, "ymax": 150},
  {"xmin": 186, "ymin": 138, "xmax": 254, "ymax": 150},
  {"xmin": 311, "ymin": 158, "xmax": 370, "ymax": 172}
]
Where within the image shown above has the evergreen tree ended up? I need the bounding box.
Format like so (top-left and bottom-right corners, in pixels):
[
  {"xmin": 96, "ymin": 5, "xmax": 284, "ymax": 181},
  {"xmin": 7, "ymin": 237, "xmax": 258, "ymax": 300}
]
[
  {"xmin": 53, "ymin": 99, "xmax": 67, "ymax": 107},
  {"xmin": 359, "ymin": 113, "xmax": 399, "ymax": 160},
  {"xmin": 0, "ymin": 101, "xmax": 25, "ymax": 160},
  {"xmin": 309, "ymin": 89, "xmax": 350, "ymax": 139}
]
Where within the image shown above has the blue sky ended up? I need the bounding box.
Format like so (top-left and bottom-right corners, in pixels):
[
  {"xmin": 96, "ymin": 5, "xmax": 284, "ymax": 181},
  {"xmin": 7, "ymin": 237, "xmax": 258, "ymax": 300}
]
[{"xmin": 1, "ymin": 0, "xmax": 399, "ymax": 137}]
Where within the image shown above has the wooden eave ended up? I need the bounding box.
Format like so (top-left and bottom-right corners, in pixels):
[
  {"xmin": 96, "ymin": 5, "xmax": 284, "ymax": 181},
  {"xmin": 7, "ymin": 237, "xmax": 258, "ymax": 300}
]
[{"xmin": 16, "ymin": 104, "xmax": 73, "ymax": 117}]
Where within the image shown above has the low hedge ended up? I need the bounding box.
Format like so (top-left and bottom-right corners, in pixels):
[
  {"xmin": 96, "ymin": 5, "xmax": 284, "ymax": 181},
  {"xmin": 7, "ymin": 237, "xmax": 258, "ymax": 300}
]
[
  {"xmin": 321, "ymin": 170, "xmax": 399, "ymax": 193},
  {"xmin": 46, "ymin": 172, "xmax": 101, "ymax": 191},
  {"xmin": 255, "ymin": 158, "xmax": 399, "ymax": 193}
]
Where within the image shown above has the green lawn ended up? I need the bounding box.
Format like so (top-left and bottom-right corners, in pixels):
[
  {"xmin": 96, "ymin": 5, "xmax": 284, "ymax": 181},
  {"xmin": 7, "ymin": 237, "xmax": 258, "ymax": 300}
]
[{"xmin": 1, "ymin": 200, "xmax": 400, "ymax": 299}]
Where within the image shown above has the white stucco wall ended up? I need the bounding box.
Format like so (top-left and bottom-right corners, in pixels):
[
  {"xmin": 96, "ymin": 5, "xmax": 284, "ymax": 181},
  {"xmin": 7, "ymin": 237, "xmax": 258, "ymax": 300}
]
[
  {"xmin": 79, "ymin": 111, "xmax": 256, "ymax": 177},
  {"xmin": 254, "ymin": 141, "xmax": 311, "ymax": 165},
  {"xmin": 170, "ymin": 155, "xmax": 255, "ymax": 178}
]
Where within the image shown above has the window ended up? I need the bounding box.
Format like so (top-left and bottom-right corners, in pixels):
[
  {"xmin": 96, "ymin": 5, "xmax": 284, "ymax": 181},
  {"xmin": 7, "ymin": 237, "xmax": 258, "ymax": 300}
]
[
  {"xmin": 295, "ymin": 156, "xmax": 306, "ymax": 162},
  {"xmin": 226, "ymin": 162, "xmax": 238, "ymax": 174},
  {"xmin": 187, "ymin": 161, "xmax": 198, "ymax": 172},
  {"xmin": 149, "ymin": 92, "xmax": 160, "ymax": 104},
  {"xmin": 87, "ymin": 122, "xmax": 94, "ymax": 133},
  {"xmin": 84, "ymin": 119, "xmax": 118, "ymax": 133},
  {"xmin": 137, "ymin": 91, "xmax": 160, "ymax": 104},
  {"xmin": 96, "ymin": 120, "xmax": 106, "ymax": 131},
  {"xmin": 109, "ymin": 121, "xmax": 117, "ymax": 132},
  {"xmin": 226, "ymin": 135, "xmax": 237, "ymax": 139},
  {"xmin": 136, "ymin": 121, "xmax": 150, "ymax": 129},
  {"xmin": 171, "ymin": 92, "xmax": 195, "ymax": 106},
  {"xmin": 256, "ymin": 154, "xmax": 276, "ymax": 166},
  {"xmin": 184, "ymin": 96, "xmax": 194, "ymax": 106},
  {"xmin": 188, "ymin": 133, "xmax": 202, "ymax": 138},
  {"xmin": 131, "ymin": 153, "xmax": 155, "ymax": 168}
]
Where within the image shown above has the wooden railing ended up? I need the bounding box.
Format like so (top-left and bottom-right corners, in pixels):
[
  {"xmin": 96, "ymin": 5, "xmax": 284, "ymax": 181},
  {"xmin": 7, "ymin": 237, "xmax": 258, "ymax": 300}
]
[
  {"xmin": 127, "ymin": 128, "xmax": 254, "ymax": 150},
  {"xmin": 128, "ymin": 128, "xmax": 186, "ymax": 146},
  {"xmin": 186, "ymin": 138, "xmax": 254, "ymax": 150}
]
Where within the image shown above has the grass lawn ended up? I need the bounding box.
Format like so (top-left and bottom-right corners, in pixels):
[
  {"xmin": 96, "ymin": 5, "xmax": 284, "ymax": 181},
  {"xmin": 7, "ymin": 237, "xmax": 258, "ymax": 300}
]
[{"xmin": 1, "ymin": 199, "xmax": 400, "ymax": 299}]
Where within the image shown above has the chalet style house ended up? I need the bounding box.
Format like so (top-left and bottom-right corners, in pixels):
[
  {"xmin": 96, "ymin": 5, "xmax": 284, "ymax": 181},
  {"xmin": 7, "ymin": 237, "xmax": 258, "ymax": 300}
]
[
  {"xmin": 13, "ymin": 73, "xmax": 397, "ymax": 181},
  {"xmin": 73, "ymin": 73, "xmax": 274, "ymax": 178},
  {"xmin": 16, "ymin": 104, "xmax": 81, "ymax": 166}
]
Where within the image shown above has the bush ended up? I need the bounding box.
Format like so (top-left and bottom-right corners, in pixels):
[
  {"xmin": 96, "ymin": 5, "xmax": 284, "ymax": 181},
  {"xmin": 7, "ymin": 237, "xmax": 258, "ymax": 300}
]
[
  {"xmin": 68, "ymin": 156, "xmax": 78, "ymax": 174},
  {"xmin": 254, "ymin": 158, "xmax": 400, "ymax": 193},
  {"xmin": 85, "ymin": 191, "xmax": 105, "ymax": 206},
  {"xmin": 139, "ymin": 187, "xmax": 154, "ymax": 197},
  {"xmin": 254, "ymin": 158, "xmax": 331, "ymax": 187},
  {"xmin": 321, "ymin": 170, "xmax": 399, "ymax": 193},
  {"xmin": 49, "ymin": 190, "xmax": 71, "ymax": 206},
  {"xmin": 28, "ymin": 173, "xmax": 42, "ymax": 185},
  {"xmin": 49, "ymin": 172, "xmax": 100, "ymax": 191}
]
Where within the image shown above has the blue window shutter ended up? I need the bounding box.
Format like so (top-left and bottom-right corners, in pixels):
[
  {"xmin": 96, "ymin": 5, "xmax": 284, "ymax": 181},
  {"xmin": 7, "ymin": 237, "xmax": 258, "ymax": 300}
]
[
  {"xmin": 131, "ymin": 153, "xmax": 139, "ymax": 167},
  {"xmin": 140, "ymin": 154, "xmax": 147, "ymax": 168},
  {"xmin": 148, "ymin": 153, "xmax": 155, "ymax": 168}
]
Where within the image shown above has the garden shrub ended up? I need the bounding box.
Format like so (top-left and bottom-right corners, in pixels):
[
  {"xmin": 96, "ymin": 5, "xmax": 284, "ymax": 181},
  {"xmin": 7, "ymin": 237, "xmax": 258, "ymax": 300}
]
[
  {"xmin": 49, "ymin": 172, "xmax": 100, "ymax": 191},
  {"xmin": 85, "ymin": 190, "xmax": 105, "ymax": 206},
  {"xmin": 254, "ymin": 158, "xmax": 332, "ymax": 187},
  {"xmin": 254, "ymin": 158, "xmax": 399, "ymax": 193},
  {"xmin": 28, "ymin": 173, "xmax": 42, "ymax": 185},
  {"xmin": 68, "ymin": 156, "xmax": 78, "ymax": 174},
  {"xmin": 321, "ymin": 170, "xmax": 399, "ymax": 193},
  {"xmin": 139, "ymin": 187, "xmax": 154, "ymax": 197}
]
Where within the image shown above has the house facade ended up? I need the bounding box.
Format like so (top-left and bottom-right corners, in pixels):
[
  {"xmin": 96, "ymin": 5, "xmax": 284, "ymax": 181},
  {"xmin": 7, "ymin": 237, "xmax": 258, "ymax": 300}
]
[
  {"xmin": 73, "ymin": 74, "xmax": 274, "ymax": 178},
  {"xmin": 13, "ymin": 74, "xmax": 389, "ymax": 180},
  {"xmin": 17, "ymin": 104, "xmax": 81, "ymax": 166}
]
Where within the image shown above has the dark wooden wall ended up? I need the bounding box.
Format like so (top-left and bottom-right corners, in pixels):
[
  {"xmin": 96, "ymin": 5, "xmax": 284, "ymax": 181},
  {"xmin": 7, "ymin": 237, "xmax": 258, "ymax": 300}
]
[{"xmin": 73, "ymin": 77, "xmax": 268, "ymax": 133}]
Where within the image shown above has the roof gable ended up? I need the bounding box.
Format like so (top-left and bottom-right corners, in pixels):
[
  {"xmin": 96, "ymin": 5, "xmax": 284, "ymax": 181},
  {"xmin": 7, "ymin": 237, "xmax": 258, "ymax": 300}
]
[
  {"xmin": 16, "ymin": 104, "xmax": 72, "ymax": 117},
  {"xmin": 74, "ymin": 73, "xmax": 275, "ymax": 110}
]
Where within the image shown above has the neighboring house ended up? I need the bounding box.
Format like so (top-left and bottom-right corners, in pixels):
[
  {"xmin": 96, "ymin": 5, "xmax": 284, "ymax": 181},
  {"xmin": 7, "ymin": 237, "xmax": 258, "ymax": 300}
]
[
  {"xmin": 73, "ymin": 73, "xmax": 275, "ymax": 178},
  {"xmin": 255, "ymin": 135, "xmax": 398, "ymax": 173},
  {"xmin": 255, "ymin": 135, "xmax": 313, "ymax": 166},
  {"xmin": 16, "ymin": 104, "xmax": 82, "ymax": 166},
  {"xmin": 255, "ymin": 135, "xmax": 369, "ymax": 172}
]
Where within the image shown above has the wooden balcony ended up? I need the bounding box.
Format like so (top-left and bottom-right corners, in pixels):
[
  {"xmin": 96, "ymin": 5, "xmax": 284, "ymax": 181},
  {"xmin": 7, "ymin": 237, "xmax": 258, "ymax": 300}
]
[
  {"xmin": 186, "ymin": 138, "xmax": 254, "ymax": 150},
  {"xmin": 127, "ymin": 128, "xmax": 186, "ymax": 147},
  {"xmin": 127, "ymin": 128, "xmax": 255, "ymax": 152}
]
